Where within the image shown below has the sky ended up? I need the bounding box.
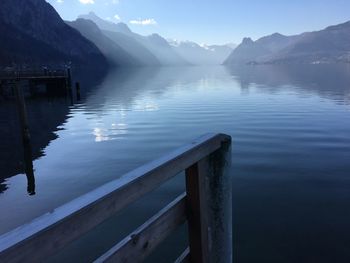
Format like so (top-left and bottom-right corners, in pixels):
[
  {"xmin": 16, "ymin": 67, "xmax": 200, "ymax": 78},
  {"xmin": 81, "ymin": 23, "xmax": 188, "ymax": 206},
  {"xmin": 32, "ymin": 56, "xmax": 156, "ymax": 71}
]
[{"xmin": 47, "ymin": 0, "xmax": 350, "ymax": 45}]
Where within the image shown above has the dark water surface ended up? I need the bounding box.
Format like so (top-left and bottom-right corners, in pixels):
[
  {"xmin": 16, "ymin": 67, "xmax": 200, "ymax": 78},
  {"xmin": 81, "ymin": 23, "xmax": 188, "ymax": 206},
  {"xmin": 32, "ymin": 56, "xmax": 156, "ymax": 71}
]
[{"xmin": 1, "ymin": 65, "xmax": 350, "ymax": 262}]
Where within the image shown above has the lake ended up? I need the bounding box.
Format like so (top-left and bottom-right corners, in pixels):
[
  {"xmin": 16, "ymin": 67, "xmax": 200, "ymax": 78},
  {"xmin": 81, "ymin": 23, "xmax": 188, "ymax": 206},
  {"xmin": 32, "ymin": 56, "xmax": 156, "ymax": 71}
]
[{"xmin": 1, "ymin": 65, "xmax": 350, "ymax": 262}]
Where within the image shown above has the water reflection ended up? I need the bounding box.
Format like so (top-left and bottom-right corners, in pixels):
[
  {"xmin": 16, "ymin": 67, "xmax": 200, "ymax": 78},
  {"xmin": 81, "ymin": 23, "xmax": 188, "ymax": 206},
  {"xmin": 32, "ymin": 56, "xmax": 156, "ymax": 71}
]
[
  {"xmin": 226, "ymin": 64, "xmax": 350, "ymax": 104},
  {"xmin": 0, "ymin": 68, "xmax": 105, "ymax": 194},
  {"xmin": 24, "ymin": 140, "xmax": 35, "ymax": 196},
  {"xmin": 0, "ymin": 65, "xmax": 349, "ymax": 262}
]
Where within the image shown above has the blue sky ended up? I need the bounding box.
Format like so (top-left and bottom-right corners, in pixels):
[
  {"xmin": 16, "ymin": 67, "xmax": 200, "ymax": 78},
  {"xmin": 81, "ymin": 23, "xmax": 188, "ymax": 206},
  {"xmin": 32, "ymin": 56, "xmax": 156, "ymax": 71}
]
[{"xmin": 47, "ymin": 0, "xmax": 350, "ymax": 45}]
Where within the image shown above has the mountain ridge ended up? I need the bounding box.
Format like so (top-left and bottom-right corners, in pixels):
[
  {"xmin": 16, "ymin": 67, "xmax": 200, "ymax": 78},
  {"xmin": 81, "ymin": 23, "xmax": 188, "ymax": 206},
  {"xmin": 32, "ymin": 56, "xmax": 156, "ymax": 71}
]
[
  {"xmin": 78, "ymin": 12, "xmax": 189, "ymax": 66},
  {"xmin": 67, "ymin": 18, "xmax": 141, "ymax": 67},
  {"xmin": 168, "ymin": 39, "xmax": 234, "ymax": 65},
  {"xmin": 224, "ymin": 20, "xmax": 350, "ymax": 65},
  {"xmin": 0, "ymin": 0, "xmax": 107, "ymax": 68}
]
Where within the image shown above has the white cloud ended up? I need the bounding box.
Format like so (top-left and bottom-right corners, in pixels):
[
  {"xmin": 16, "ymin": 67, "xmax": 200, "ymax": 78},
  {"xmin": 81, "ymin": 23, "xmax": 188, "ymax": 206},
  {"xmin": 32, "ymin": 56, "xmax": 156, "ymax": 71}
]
[
  {"xmin": 129, "ymin": 18, "xmax": 157, "ymax": 26},
  {"xmin": 79, "ymin": 0, "xmax": 94, "ymax": 4},
  {"xmin": 114, "ymin": 14, "xmax": 121, "ymax": 20},
  {"xmin": 56, "ymin": 0, "xmax": 64, "ymax": 3}
]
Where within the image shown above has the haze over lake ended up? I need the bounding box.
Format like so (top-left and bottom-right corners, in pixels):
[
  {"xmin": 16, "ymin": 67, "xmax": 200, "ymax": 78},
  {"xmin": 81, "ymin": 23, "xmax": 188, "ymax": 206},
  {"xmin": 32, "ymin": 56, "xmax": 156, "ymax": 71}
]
[{"xmin": 1, "ymin": 65, "xmax": 350, "ymax": 262}]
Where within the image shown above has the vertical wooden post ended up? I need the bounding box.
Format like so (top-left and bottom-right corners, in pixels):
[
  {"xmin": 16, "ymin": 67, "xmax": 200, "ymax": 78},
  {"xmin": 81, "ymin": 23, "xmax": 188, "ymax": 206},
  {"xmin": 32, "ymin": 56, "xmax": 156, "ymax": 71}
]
[
  {"xmin": 75, "ymin": 82, "xmax": 81, "ymax": 101},
  {"xmin": 66, "ymin": 68, "xmax": 72, "ymax": 89},
  {"xmin": 14, "ymin": 81, "xmax": 30, "ymax": 145},
  {"xmin": 66, "ymin": 68, "xmax": 73, "ymax": 105},
  {"xmin": 0, "ymin": 80, "xmax": 3, "ymax": 98},
  {"xmin": 206, "ymin": 138, "xmax": 232, "ymax": 263},
  {"xmin": 185, "ymin": 159, "xmax": 210, "ymax": 263},
  {"xmin": 186, "ymin": 137, "xmax": 232, "ymax": 263},
  {"xmin": 14, "ymin": 81, "xmax": 36, "ymax": 195}
]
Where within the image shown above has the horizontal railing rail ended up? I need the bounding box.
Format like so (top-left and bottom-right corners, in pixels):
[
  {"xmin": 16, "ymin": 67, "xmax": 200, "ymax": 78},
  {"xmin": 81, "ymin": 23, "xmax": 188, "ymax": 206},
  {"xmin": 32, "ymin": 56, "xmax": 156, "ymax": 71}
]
[{"xmin": 0, "ymin": 133, "xmax": 232, "ymax": 263}]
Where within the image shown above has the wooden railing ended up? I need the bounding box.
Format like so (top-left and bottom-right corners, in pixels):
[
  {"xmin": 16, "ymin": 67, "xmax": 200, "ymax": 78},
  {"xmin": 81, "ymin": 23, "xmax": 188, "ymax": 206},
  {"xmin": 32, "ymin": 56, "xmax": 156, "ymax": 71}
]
[{"xmin": 0, "ymin": 133, "xmax": 232, "ymax": 263}]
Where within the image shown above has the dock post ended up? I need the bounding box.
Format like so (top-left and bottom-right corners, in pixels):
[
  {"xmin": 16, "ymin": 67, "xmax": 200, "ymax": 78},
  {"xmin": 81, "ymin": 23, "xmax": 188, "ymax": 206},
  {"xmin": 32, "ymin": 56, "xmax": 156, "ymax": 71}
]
[
  {"xmin": 65, "ymin": 67, "xmax": 72, "ymax": 91},
  {"xmin": 75, "ymin": 82, "xmax": 81, "ymax": 101},
  {"xmin": 185, "ymin": 136, "xmax": 232, "ymax": 263},
  {"xmin": 0, "ymin": 80, "xmax": 3, "ymax": 98},
  {"xmin": 66, "ymin": 68, "xmax": 73, "ymax": 105},
  {"xmin": 14, "ymin": 81, "xmax": 36, "ymax": 195},
  {"xmin": 14, "ymin": 81, "xmax": 30, "ymax": 145},
  {"xmin": 66, "ymin": 68, "xmax": 72, "ymax": 89}
]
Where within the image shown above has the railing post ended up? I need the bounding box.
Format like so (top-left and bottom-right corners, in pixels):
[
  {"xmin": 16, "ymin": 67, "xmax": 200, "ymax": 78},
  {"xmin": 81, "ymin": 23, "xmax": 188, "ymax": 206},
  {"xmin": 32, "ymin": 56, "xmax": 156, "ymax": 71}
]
[
  {"xmin": 207, "ymin": 137, "xmax": 232, "ymax": 263},
  {"xmin": 186, "ymin": 136, "xmax": 232, "ymax": 263},
  {"xmin": 186, "ymin": 159, "xmax": 211, "ymax": 263}
]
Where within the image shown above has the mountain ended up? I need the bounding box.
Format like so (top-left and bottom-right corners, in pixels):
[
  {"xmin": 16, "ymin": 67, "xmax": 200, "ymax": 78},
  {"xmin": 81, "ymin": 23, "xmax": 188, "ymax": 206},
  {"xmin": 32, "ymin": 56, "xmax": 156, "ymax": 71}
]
[
  {"xmin": 224, "ymin": 33, "xmax": 301, "ymax": 64},
  {"xmin": 79, "ymin": 13, "xmax": 133, "ymax": 36},
  {"xmin": 79, "ymin": 12, "xmax": 118, "ymax": 32},
  {"xmin": 0, "ymin": 0, "xmax": 107, "ymax": 68},
  {"xmin": 224, "ymin": 21, "xmax": 350, "ymax": 65},
  {"xmin": 67, "ymin": 19, "xmax": 140, "ymax": 67},
  {"xmin": 102, "ymin": 30, "xmax": 160, "ymax": 66},
  {"xmin": 141, "ymin": 34, "xmax": 190, "ymax": 66},
  {"xmin": 168, "ymin": 40, "xmax": 233, "ymax": 65},
  {"xmin": 268, "ymin": 21, "xmax": 350, "ymax": 64},
  {"xmin": 78, "ymin": 12, "xmax": 189, "ymax": 66}
]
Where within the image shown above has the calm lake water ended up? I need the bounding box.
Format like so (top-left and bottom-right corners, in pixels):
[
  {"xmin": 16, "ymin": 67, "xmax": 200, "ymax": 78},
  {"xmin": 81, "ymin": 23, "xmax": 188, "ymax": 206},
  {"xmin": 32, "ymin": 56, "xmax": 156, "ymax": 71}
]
[{"xmin": 1, "ymin": 65, "xmax": 350, "ymax": 262}]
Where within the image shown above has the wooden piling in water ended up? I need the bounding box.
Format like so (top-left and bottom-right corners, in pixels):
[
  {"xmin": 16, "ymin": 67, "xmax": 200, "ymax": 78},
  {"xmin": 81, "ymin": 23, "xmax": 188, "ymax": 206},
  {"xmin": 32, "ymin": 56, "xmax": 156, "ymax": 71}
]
[
  {"xmin": 14, "ymin": 81, "xmax": 31, "ymax": 145},
  {"xmin": 75, "ymin": 82, "xmax": 81, "ymax": 101},
  {"xmin": 14, "ymin": 81, "xmax": 36, "ymax": 195},
  {"xmin": 66, "ymin": 68, "xmax": 72, "ymax": 89}
]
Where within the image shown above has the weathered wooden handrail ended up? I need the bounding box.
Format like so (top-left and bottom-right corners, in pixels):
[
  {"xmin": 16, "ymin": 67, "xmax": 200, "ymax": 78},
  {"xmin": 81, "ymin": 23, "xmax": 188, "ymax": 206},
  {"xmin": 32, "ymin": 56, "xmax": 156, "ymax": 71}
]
[{"xmin": 0, "ymin": 133, "xmax": 232, "ymax": 263}]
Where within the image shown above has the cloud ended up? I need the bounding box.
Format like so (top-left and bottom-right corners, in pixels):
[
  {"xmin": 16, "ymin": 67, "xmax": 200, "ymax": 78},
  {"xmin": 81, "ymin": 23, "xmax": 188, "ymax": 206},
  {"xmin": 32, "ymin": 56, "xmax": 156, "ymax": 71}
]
[
  {"xmin": 56, "ymin": 0, "xmax": 64, "ymax": 3},
  {"xmin": 79, "ymin": 0, "xmax": 94, "ymax": 4},
  {"xmin": 129, "ymin": 18, "xmax": 157, "ymax": 26},
  {"xmin": 114, "ymin": 14, "xmax": 121, "ymax": 20}
]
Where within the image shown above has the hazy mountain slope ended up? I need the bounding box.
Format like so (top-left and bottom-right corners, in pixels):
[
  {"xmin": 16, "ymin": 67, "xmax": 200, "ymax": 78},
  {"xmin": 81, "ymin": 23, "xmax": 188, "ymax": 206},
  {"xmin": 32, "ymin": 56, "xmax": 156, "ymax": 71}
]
[
  {"xmin": 207, "ymin": 44, "xmax": 235, "ymax": 58},
  {"xmin": 140, "ymin": 34, "xmax": 190, "ymax": 66},
  {"xmin": 78, "ymin": 12, "xmax": 189, "ymax": 66},
  {"xmin": 0, "ymin": 0, "xmax": 107, "ymax": 67},
  {"xmin": 224, "ymin": 21, "xmax": 350, "ymax": 65},
  {"xmin": 169, "ymin": 40, "xmax": 233, "ymax": 65},
  {"xmin": 103, "ymin": 30, "xmax": 160, "ymax": 66},
  {"xmin": 268, "ymin": 21, "xmax": 350, "ymax": 63},
  {"xmin": 224, "ymin": 33, "xmax": 301, "ymax": 64},
  {"xmin": 110, "ymin": 24, "xmax": 190, "ymax": 65},
  {"xmin": 68, "ymin": 19, "xmax": 140, "ymax": 67},
  {"xmin": 79, "ymin": 12, "xmax": 118, "ymax": 32},
  {"xmin": 78, "ymin": 12, "xmax": 160, "ymax": 65}
]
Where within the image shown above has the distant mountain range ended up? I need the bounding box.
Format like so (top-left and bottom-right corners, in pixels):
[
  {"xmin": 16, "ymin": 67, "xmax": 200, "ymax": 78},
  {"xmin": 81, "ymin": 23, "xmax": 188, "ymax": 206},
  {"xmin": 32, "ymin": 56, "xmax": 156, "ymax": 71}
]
[
  {"xmin": 67, "ymin": 19, "xmax": 141, "ymax": 67},
  {"xmin": 224, "ymin": 22, "xmax": 350, "ymax": 65},
  {"xmin": 78, "ymin": 12, "xmax": 234, "ymax": 66},
  {"xmin": 1, "ymin": 0, "xmax": 349, "ymax": 68},
  {"xmin": 168, "ymin": 40, "xmax": 234, "ymax": 65},
  {"xmin": 0, "ymin": 0, "xmax": 107, "ymax": 68},
  {"xmin": 78, "ymin": 12, "xmax": 188, "ymax": 66}
]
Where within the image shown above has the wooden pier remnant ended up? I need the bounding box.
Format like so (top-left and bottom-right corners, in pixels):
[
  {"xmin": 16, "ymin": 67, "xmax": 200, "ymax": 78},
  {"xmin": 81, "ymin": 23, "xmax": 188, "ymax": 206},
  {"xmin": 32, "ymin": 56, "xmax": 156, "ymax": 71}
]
[
  {"xmin": 0, "ymin": 133, "xmax": 232, "ymax": 263},
  {"xmin": 0, "ymin": 68, "xmax": 71, "ymax": 98}
]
